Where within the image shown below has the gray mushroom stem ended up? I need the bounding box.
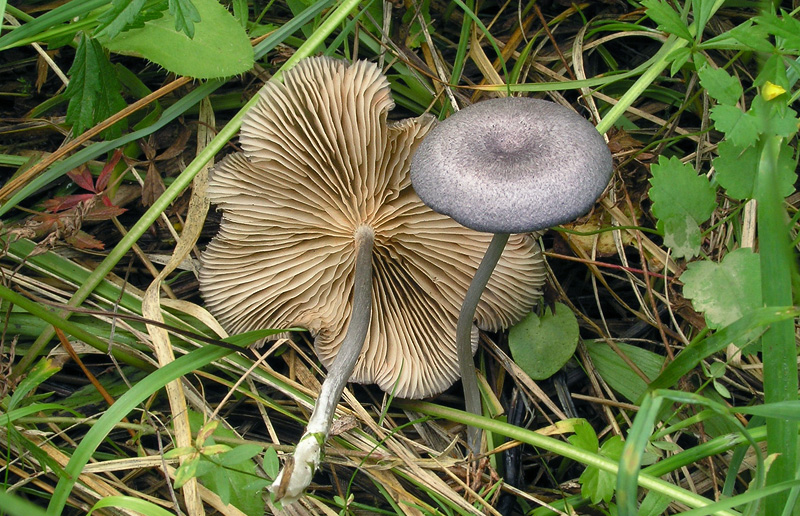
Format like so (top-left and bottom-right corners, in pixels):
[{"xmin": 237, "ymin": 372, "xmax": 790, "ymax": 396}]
[
  {"xmin": 270, "ymin": 225, "xmax": 374, "ymax": 504},
  {"xmin": 456, "ymin": 232, "xmax": 510, "ymax": 454}
]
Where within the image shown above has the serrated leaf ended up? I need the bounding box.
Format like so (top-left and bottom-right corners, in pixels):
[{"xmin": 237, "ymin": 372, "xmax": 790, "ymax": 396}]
[
  {"xmin": 67, "ymin": 230, "xmax": 106, "ymax": 250},
  {"xmin": 751, "ymin": 95, "xmax": 800, "ymax": 139},
  {"xmin": 64, "ymin": 34, "xmax": 127, "ymax": 137},
  {"xmin": 700, "ymin": 20, "xmax": 774, "ymax": 52},
  {"xmin": 667, "ymin": 47, "xmax": 692, "ymax": 76},
  {"xmin": 649, "ymin": 156, "xmax": 716, "ymax": 258},
  {"xmin": 200, "ymin": 454, "xmax": 269, "ymax": 516},
  {"xmin": 639, "ymin": 490, "xmax": 672, "ymax": 516},
  {"xmin": 568, "ymin": 420, "xmax": 598, "ymax": 452},
  {"xmin": 8, "ymin": 358, "xmax": 62, "ymax": 411},
  {"xmin": 401, "ymin": 0, "xmax": 433, "ymax": 48},
  {"xmin": 509, "ymin": 302, "xmax": 579, "ymax": 380},
  {"xmin": 754, "ymin": 54, "xmax": 789, "ymax": 89},
  {"xmin": 579, "ymin": 435, "xmax": 622, "ymax": 504},
  {"xmin": 680, "ymin": 248, "xmax": 762, "ymax": 330},
  {"xmin": 263, "ymin": 447, "xmax": 279, "ymax": 480},
  {"xmin": 697, "ymin": 64, "xmax": 741, "ymax": 106},
  {"xmin": 101, "ymin": 0, "xmax": 253, "ymax": 79},
  {"xmin": 641, "ymin": 0, "xmax": 693, "ymax": 41},
  {"xmin": 95, "ymin": 0, "xmax": 148, "ymax": 40},
  {"xmin": 169, "ymin": 0, "xmax": 201, "ymax": 38},
  {"xmin": 691, "ymin": 0, "xmax": 716, "ymax": 36},
  {"xmin": 710, "ymin": 105, "xmax": 761, "ymax": 147},
  {"xmin": 173, "ymin": 455, "xmax": 200, "ymax": 489},
  {"xmin": 713, "ymin": 140, "xmax": 759, "ymax": 200},
  {"xmin": 714, "ymin": 139, "xmax": 796, "ymax": 200},
  {"xmin": 584, "ymin": 341, "xmax": 666, "ymax": 403},
  {"xmin": 754, "ymin": 11, "xmax": 800, "ymax": 52},
  {"xmin": 661, "ymin": 214, "xmax": 702, "ymax": 258}
]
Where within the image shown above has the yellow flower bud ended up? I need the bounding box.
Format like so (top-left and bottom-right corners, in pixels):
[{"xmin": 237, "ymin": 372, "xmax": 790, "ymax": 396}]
[{"xmin": 762, "ymin": 81, "xmax": 786, "ymax": 101}]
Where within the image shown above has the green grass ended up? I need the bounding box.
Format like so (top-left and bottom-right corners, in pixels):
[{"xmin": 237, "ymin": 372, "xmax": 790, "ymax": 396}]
[{"xmin": 0, "ymin": 1, "xmax": 798, "ymax": 515}]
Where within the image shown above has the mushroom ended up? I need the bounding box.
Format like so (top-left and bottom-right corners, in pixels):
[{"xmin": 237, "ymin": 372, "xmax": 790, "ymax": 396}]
[
  {"xmin": 410, "ymin": 97, "xmax": 613, "ymax": 452},
  {"xmin": 199, "ymin": 58, "xmax": 547, "ymax": 503}
]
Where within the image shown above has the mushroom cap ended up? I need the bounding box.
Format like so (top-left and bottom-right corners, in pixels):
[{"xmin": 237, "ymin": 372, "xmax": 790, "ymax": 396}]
[
  {"xmin": 199, "ymin": 58, "xmax": 547, "ymax": 399},
  {"xmin": 410, "ymin": 97, "xmax": 613, "ymax": 234}
]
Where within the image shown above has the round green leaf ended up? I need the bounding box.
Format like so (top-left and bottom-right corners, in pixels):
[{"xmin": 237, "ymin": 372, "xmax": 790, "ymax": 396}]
[{"xmin": 509, "ymin": 302, "xmax": 579, "ymax": 380}]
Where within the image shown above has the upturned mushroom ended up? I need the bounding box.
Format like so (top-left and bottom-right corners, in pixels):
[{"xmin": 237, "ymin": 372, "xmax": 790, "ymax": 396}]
[
  {"xmin": 410, "ymin": 97, "xmax": 613, "ymax": 452},
  {"xmin": 199, "ymin": 58, "xmax": 547, "ymax": 503}
]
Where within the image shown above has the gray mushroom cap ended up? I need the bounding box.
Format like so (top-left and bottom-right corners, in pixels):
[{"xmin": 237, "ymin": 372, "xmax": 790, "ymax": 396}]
[{"xmin": 410, "ymin": 97, "xmax": 613, "ymax": 234}]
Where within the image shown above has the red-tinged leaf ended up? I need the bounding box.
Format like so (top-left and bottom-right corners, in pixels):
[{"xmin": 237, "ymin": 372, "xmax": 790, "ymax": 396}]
[
  {"xmin": 44, "ymin": 193, "xmax": 95, "ymax": 212},
  {"xmin": 85, "ymin": 203, "xmax": 126, "ymax": 221},
  {"xmin": 66, "ymin": 230, "xmax": 105, "ymax": 250},
  {"xmin": 97, "ymin": 150, "xmax": 124, "ymax": 192},
  {"xmin": 67, "ymin": 167, "xmax": 97, "ymax": 193}
]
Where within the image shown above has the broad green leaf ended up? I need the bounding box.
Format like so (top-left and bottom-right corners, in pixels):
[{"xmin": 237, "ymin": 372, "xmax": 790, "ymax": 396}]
[
  {"xmin": 101, "ymin": 0, "xmax": 253, "ymax": 79},
  {"xmin": 173, "ymin": 455, "xmax": 201, "ymax": 489},
  {"xmin": 0, "ymin": 490, "xmax": 49, "ymax": 516},
  {"xmin": 584, "ymin": 341, "xmax": 665, "ymax": 402},
  {"xmin": 508, "ymin": 302, "xmax": 579, "ymax": 380},
  {"xmin": 648, "ymin": 156, "xmax": 716, "ymax": 258},
  {"xmin": 709, "ymin": 105, "xmax": 760, "ymax": 147},
  {"xmin": 681, "ymin": 249, "xmax": 761, "ymax": 330},
  {"xmin": 697, "ymin": 64, "xmax": 741, "ymax": 106},
  {"xmin": 641, "ymin": 0, "xmax": 692, "ymax": 41},
  {"xmin": 64, "ymin": 34, "xmax": 127, "ymax": 137},
  {"xmin": 263, "ymin": 447, "xmax": 280, "ymax": 480}
]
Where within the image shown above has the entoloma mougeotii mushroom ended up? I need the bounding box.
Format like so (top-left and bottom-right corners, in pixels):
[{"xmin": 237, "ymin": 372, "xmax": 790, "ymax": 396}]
[
  {"xmin": 410, "ymin": 97, "xmax": 613, "ymax": 452},
  {"xmin": 199, "ymin": 58, "xmax": 547, "ymax": 503}
]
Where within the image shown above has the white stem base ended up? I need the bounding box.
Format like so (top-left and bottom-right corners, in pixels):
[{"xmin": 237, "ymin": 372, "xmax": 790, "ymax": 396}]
[
  {"xmin": 269, "ymin": 226, "xmax": 374, "ymax": 504},
  {"xmin": 269, "ymin": 432, "xmax": 322, "ymax": 504}
]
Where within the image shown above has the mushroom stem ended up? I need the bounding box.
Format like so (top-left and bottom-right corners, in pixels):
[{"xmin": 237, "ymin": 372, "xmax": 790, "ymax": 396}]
[
  {"xmin": 270, "ymin": 225, "xmax": 375, "ymax": 504},
  {"xmin": 456, "ymin": 232, "xmax": 510, "ymax": 454}
]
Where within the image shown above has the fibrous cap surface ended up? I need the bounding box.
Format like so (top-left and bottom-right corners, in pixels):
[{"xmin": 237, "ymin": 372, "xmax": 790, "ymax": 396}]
[{"xmin": 410, "ymin": 97, "xmax": 613, "ymax": 234}]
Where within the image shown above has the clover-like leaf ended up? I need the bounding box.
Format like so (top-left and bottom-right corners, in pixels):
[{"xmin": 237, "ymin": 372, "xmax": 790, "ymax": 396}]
[
  {"xmin": 714, "ymin": 139, "xmax": 796, "ymax": 200},
  {"xmin": 509, "ymin": 302, "xmax": 579, "ymax": 380},
  {"xmin": 649, "ymin": 156, "xmax": 716, "ymax": 258},
  {"xmin": 697, "ymin": 64, "xmax": 742, "ymax": 106},
  {"xmin": 710, "ymin": 105, "xmax": 761, "ymax": 148},
  {"xmin": 680, "ymin": 248, "xmax": 761, "ymax": 330}
]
